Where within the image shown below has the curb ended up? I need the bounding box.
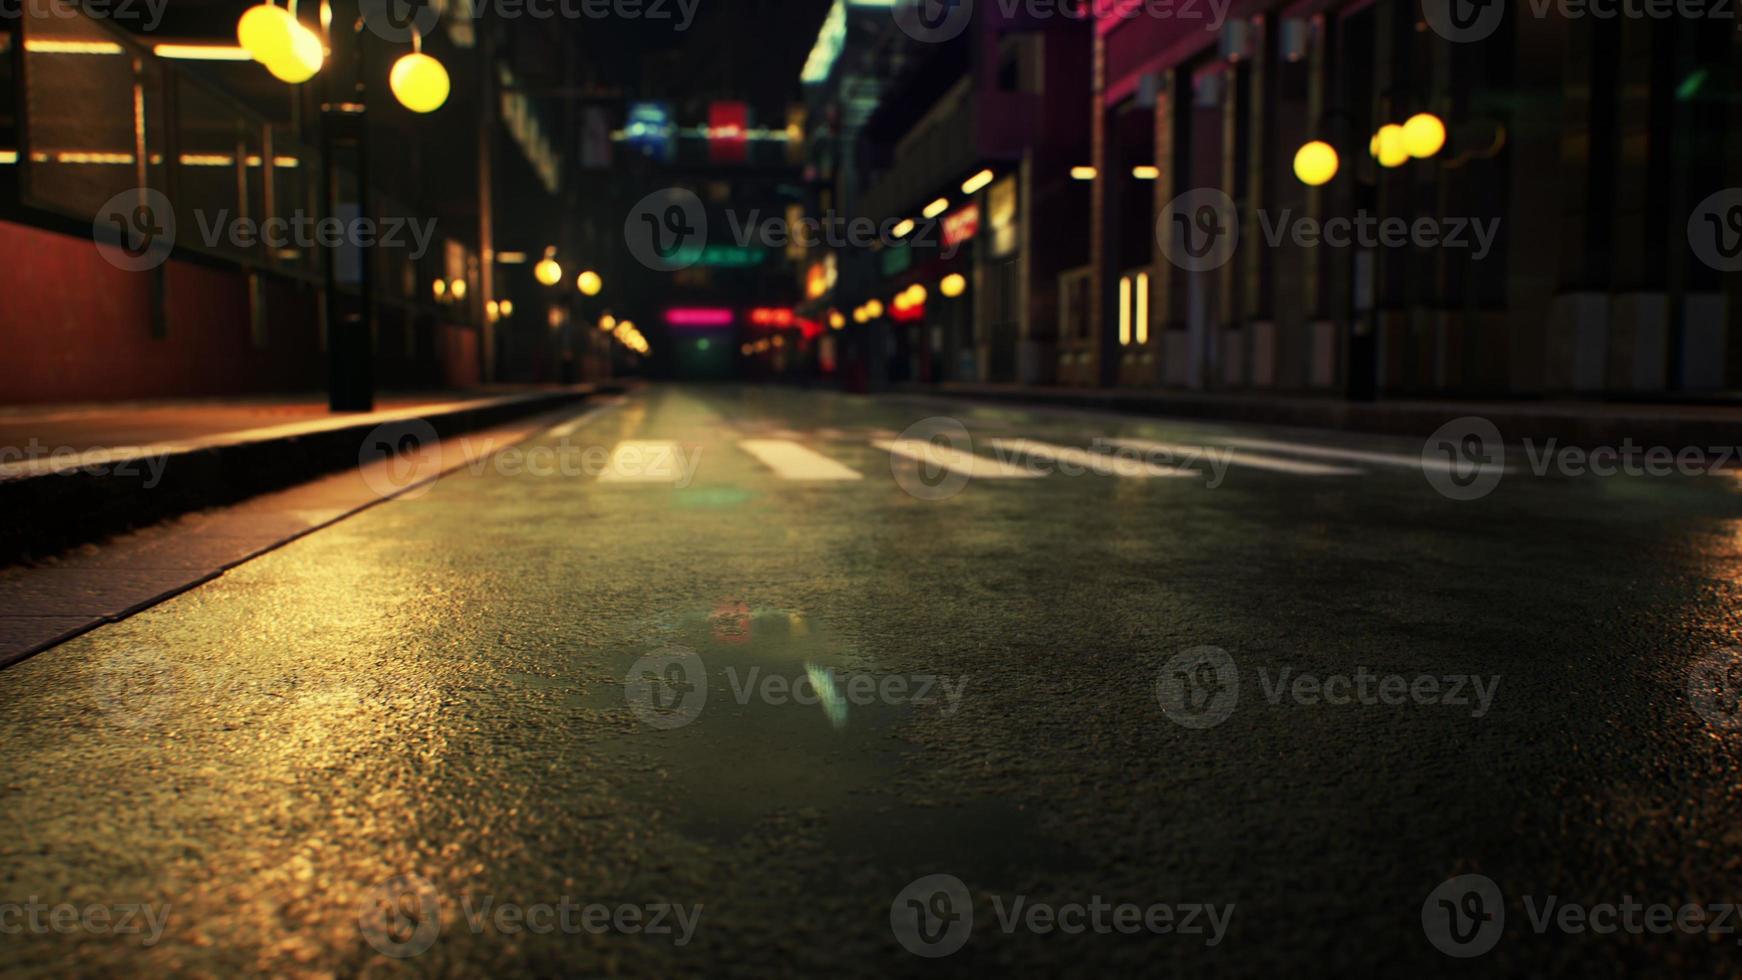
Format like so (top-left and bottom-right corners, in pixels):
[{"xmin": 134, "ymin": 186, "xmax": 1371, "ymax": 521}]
[{"xmin": 0, "ymin": 387, "xmax": 613, "ymax": 565}]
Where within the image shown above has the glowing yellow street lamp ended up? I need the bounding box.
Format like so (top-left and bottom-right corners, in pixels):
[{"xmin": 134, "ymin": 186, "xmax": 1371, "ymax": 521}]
[
  {"xmin": 391, "ymin": 49, "xmax": 449, "ymax": 113},
  {"xmin": 576, "ymin": 270, "xmax": 603, "ymax": 296},
  {"xmin": 237, "ymin": 3, "xmax": 296, "ymax": 65},
  {"xmin": 1403, "ymin": 112, "xmax": 1447, "ymax": 159},
  {"xmin": 448, "ymin": 278, "xmax": 466, "ymax": 300},
  {"xmin": 865, "ymin": 299, "xmax": 883, "ymax": 319},
  {"xmin": 939, "ymin": 273, "xmax": 966, "ymax": 298},
  {"xmin": 1293, "ymin": 140, "xmax": 1339, "ymax": 186},
  {"xmin": 1371, "ymin": 124, "xmax": 1409, "ymax": 168},
  {"xmin": 534, "ymin": 248, "xmax": 563, "ymax": 287},
  {"xmin": 261, "ymin": 16, "xmax": 322, "ymax": 83}
]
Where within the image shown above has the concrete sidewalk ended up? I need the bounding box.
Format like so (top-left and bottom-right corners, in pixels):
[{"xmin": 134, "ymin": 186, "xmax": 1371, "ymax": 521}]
[
  {"xmin": 0, "ymin": 386, "xmax": 613, "ymax": 564},
  {"xmin": 0, "ymin": 399, "xmax": 610, "ymax": 669},
  {"xmin": 0, "ymin": 389, "xmax": 555, "ymax": 458},
  {"xmin": 899, "ymin": 382, "xmax": 1742, "ymax": 449}
]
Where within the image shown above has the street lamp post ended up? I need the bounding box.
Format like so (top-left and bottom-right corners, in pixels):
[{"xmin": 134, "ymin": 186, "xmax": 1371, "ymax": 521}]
[
  {"xmin": 241, "ymin": 1, "xmax": 452, "ymax": 409},
  {"xmin": 479, "ymin": 17, "xmax": 497, "ymax": 384},
  {"xmin": 321, "ymin": 11, "xmax": 374, "ymax": 412}
]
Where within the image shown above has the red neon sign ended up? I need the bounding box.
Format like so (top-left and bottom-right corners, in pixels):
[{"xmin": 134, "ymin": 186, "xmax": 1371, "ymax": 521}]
[
  {"xmin": 709, "ymin": 101, "xmax": 749, "ymax": 164},
  {"xmin": 749, "ymin": 307, "xmax": 795, "ymax": 327},
  {"xmin": 942, "ymin": 204, "xmax": 981, "ymax": 248},
  {"xmin": 665, "ymin": 307, "xmax": 735, "ymax": 327}
]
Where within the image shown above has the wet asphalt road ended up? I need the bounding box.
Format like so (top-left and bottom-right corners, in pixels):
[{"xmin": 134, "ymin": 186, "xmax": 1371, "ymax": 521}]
[{"xmin": 4, "ymin": 384, "xmax": 1742, "ymax": 978}]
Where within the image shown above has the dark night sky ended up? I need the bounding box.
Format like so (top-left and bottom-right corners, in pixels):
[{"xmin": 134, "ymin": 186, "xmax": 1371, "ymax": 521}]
[{"xmin": 554, "ymin": 0, "xmax": 837, "ymax": 111}]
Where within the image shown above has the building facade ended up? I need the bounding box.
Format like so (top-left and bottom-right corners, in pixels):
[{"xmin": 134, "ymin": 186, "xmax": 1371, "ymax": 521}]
[{"xmin": 820, "ymin": 0, "xmax": 1741, "ymax": 400}]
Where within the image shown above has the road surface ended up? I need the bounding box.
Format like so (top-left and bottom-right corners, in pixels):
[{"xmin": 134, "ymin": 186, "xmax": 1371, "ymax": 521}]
[{"xmin": 3, "ymin": 384, "xmax": 1741, "ymax": 977}]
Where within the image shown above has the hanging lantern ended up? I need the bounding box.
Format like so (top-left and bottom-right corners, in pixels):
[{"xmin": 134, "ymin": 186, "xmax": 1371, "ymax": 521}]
[
  {"xmin": 263, "ymin": 19, "xmax": 323, "ymax": 83},
  {"xmin": 390, "ymin": 52, "xmax": 450, "ymax": 113},
  {"xmin": 1292, "ymin": 140, "xmax": 1339, "ymax": 186},
  {"xmin": 1371, "ymin": 124, "xmax": 1409, "ymax": 168},
  {"xmin": 237, "ymin": 3, "xmax": 296, "ymax": 66},
  {"xmin": 534, "ymin": 250, "xmax": 563, "ymax": 287},
  {"xmin": 1403, "ymin": 113, "xmax": 1447, "ymax": 159}
]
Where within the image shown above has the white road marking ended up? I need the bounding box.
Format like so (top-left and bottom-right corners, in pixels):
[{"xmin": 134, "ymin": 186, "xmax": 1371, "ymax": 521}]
[
  {"xmin": 1105, "ymin": 437, "xmax": 1361, "ymax": 476},
  {"xmin": 547, "ymin": 395, "xmax": 627, "ymax": 438},
  {"xmin": 987, "ymin": 438, "xmax": 1194, "ymax": 478},
  {"xmin": 738, "ymin": 439, "xmax": 862, "ymax": 481},
  {"xmin": 1220, "ymin": 436, "xmax": 1513, "ymax": 474},
  {"xmin": 872, "ymin": 439, "xmax": 1045, "ymax": 479},
  {"xmin": 547, "ymin": 413, "xmax": 595, "ymax": 439},
  {"xmin": 598, "ymin": 440, "xmax": 687, "ymax": 483}
]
